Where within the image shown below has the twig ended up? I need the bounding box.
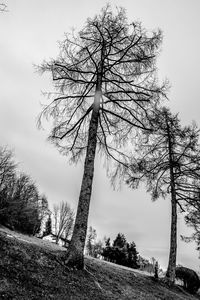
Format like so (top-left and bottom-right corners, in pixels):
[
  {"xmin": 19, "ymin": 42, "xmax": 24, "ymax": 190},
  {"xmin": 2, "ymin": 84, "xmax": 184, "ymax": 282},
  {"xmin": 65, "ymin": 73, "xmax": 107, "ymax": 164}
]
[{"xmin": 84, "ymin": 266, "xmax": 102, "ymax": 290}]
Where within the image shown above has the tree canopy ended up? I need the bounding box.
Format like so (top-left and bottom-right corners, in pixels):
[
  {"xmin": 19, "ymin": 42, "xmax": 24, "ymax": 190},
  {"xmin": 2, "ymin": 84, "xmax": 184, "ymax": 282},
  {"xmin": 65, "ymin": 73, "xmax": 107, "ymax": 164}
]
[
  {"xmin": 39, "ymin": 5, "xmax": 166, "ymax": 167},
  {"xmin": 127, "ymin": 107, "xmax": 200, "ymax": 206}
]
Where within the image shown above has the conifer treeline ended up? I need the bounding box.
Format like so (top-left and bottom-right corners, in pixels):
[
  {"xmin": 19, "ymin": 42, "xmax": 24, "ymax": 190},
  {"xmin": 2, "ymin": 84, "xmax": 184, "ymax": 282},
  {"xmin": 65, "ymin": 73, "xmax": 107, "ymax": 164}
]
[
  {"xmin": 85, "ymin": 229, "xmax": 162, "ymax": 274},
  {"xmin": 102, "ymin": 233, "xmax": 139, "ymax": 269}
]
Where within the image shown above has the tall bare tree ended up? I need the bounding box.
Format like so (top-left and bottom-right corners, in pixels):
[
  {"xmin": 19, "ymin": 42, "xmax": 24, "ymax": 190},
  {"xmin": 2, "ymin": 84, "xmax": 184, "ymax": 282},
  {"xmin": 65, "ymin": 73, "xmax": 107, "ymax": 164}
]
[
  {"xmin": 38, "ymin": 5, "xmax": 166, "ymax": 268},
  {"xmin": 127, "ymin": 107, "xmax": 200, "ymax": 283}
]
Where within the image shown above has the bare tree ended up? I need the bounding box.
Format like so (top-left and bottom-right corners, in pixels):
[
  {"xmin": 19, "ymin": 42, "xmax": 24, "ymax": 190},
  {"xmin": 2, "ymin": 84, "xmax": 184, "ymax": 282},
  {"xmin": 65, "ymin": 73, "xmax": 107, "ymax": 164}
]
[
  {"xmin": 85, "ymin": 226, "xmax": 97, "ymax": 256},
  {"xmin": 63, "ymin": 209, "xmax": 74, "ymax": 247},
  {"xmin": 0, "ymin": 146, "xmax": 50, "ymax": 234},
  {"xmin": 9, "ymin": 173, "xmax": 41, "ymax": 233},
  {"xmin": 53, "ymin": 203, "xmax": 59, "ymax": 239},
  {"xmin": 0, "ymin": 146, "xmax": 16, "ymax": 216},
  {"xmin": 127, "ymin": 107, "xmax": 200, "ymax": 283},
  {"xmin": 52, "ymin": 201, "xmax": 74, "ymax": 244},
  {"xmin": 0, "ymin": 146, "xmax": 16, "ymax": 190},
  {"xmin": 38, "ymin": 5, "xmax": 166, "ymax": 268},
  {"xmin": 36, "ymin": 194, "xmax": 50, "ymax": 235}
]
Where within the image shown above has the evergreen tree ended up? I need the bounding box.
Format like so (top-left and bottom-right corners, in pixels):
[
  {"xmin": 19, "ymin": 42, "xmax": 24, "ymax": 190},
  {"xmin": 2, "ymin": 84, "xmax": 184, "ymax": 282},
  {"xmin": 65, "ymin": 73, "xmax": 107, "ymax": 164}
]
[
  {"xmin": 102, "ymin": 237, "xmax": 112, "ymax": 261},
  {"xmin": 113, "ymin": 233, "xmax": 126, "ymax": 248},
  {"xmin": 102, "ymin": 233, "xmax": 139, "ymax": 268},
  {"xmin": 127, "ymin": 242, "xmax": 139, "ymax": 268}
]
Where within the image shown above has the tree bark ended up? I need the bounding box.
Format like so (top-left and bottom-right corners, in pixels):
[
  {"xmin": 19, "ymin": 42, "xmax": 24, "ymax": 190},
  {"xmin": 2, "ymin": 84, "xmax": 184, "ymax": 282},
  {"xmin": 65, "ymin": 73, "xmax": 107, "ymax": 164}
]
[
  {"xmin": 56, "ymin": 235, "xmax": 59, "ymax": 244},
  {"xmin": 65, "ymin": 87, "xmax": 101, "ymax": 269},
  {"xmin": 165, "ymin": 118, "xmax": 177, "ymax": 283},
  {"xmin": 166, "ymin": 185, "xmax": 177, "ymax": 283}
]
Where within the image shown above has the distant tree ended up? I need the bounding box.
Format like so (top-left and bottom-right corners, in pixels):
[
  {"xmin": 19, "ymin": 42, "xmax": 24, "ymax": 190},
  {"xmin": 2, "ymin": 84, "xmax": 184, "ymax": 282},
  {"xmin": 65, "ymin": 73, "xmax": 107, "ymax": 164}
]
[
  {"xmin": 93, "ymin": 240, "xmax": 103, "ymax": 258},
  {"xmin": 138, "ymin": 255, "xmax": 161, "ymax": 275},
  {"xmin": 126, "ymin": 241, "xmax": 139, "ymax": 269},
  {"xmin": 112, "ymin": 233, "xmax": 127, "ymax": 265},
  {"xmin": 0, "ymin": 178, "xmax": 16, "ymax": 226},
  {"xmin": 38, "ymin": 4, "xmax": 166, "ymax": 269},
  {"xmin": 102, "ymin": 237, "xmax": 113, "ymax": 261},
  {"xmin": 138, "ymin": 255, "xmax": 149, "ymax": 270},
  {"xmin": 154, "ymin": 261, "xmax": 159, "ymax": 279},
  {"xmin": 52, "ymin": 201, "xmax": 74, "ymax": 244},
  {"xmin": 37, "ymin": 195, "xmax": 50, "ymax": 234},
  {"xmin": 102, "ymin": 233, "xmax": 139, "ymax": 268},
  {"xmin": 63, "ymin": 212, "xmax": 74, "ymax": 247},
  {"xmin": 0, "ymin": 170, "xmax": 49, "ymax": 235},
  {"xmin": 85, "ymin": 226, "xmax": 97, "ymax": 256},
  {"xmin": 85, "ymin": 226, "xmax": 103, "ymax": 258},
  {"xmin": 9, "ymin": 173, "xmax": 41, "ymax": 234},
  {"xmin": 181, "ymin": 196, "xmax": 200, "ymax": 249},
  {"xmin": 53, "ymin": 203, "xmax": 59, "ymax": 238},
  {"xmin": 127, "ymin": 107, "xmax": 200, "ymax": 283},
  {"xmin": 0, "ymin": 147, "xmax": 16, "ymax": 216},
  {"xmin": 113, "ymin": 233, "xmax": 126, "ymax": 248},
  {"xmin": 0, "ymin": 145, "xmax": 50, "ymax": 235},
  {"xmin": 150, "ymin": 257, "xmax": 157, "ymax": 272},
  {"xmin": 105, "ymin": 237, "xmax": 111, "ymax": 247},
  {"xmin": 43, "ymin": 214, "xmax": 52, "ymax": 237}
]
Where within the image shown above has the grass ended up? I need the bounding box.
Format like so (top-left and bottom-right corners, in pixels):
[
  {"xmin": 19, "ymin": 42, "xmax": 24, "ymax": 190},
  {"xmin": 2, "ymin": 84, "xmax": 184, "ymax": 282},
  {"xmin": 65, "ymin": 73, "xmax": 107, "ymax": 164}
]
[{"xmin": 0, "ymin": 225, "xmax": 199, "ymax": 300}]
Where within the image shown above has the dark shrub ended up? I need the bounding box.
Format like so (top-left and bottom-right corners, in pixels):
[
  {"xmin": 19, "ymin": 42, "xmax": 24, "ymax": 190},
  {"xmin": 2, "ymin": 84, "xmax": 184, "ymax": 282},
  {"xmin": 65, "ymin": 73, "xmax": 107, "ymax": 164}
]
[{"xmin": 175, "ymin": 266, "xmax": 200, "ymax": 294}]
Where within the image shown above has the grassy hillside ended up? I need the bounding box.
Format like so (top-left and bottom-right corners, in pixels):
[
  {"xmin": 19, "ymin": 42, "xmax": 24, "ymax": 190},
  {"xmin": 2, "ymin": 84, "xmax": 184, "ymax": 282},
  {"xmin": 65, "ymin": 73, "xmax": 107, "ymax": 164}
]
[{"xmin": 0, "ymin": 226, "xmax": 199, "ymax": 300}]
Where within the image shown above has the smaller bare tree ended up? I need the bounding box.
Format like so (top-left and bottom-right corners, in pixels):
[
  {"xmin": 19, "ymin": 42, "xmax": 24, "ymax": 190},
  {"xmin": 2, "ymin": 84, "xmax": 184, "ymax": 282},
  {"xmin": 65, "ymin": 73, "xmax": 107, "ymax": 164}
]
[
  {"xmin": 85, "ymin": 226, "xmax": 97, "ymax": 256},
  {"xmin": 52, "ymin": 201, "xmax": 74, "ymax": 244},
  {"xmin": 127, "ymin": 107, "xmax": 200, "ymax": 283}
]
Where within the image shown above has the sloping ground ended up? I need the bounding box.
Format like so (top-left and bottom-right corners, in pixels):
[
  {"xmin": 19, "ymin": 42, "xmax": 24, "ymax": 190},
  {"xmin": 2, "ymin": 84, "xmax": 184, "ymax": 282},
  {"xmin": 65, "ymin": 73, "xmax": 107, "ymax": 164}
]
[{"xmin": 0, "ymin": 226, "xmax": 199, "ymax": 300}]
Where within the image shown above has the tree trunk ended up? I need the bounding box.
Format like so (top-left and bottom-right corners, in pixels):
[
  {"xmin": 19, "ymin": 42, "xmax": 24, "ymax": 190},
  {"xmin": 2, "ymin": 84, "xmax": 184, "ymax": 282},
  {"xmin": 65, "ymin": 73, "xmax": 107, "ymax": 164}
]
[
  {"xmin": 55, "ymin": 235, "xmax": 59, "ymax": 244},
  {"xmin": 64, "ymin": 88, "xmax": 101, "ymax": 269},
  {"xmin": 166, "ymin": 186, "xmax": 177, "ymax": 283},
  {"xmin": 165, "ymin": 118, "xmax": 177, "ymax": 283}
]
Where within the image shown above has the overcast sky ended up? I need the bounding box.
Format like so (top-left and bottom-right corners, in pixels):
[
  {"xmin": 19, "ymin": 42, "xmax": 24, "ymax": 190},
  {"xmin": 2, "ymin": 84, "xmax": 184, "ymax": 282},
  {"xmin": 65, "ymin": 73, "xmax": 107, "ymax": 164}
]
[{"xmin": 0, "ymin": 0, "xmax": 200, "ymax": 271}]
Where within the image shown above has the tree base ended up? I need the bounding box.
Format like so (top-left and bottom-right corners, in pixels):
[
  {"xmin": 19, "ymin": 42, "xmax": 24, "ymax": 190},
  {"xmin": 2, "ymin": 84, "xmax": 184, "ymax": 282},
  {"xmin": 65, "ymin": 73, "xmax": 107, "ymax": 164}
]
[
  {"xmin": 64, "ymin": 250, "xmax": 84, "ymax": 270},
  {"xmin": 162, "ymin": 276, "xmax": 175, "ymax": 287}
]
